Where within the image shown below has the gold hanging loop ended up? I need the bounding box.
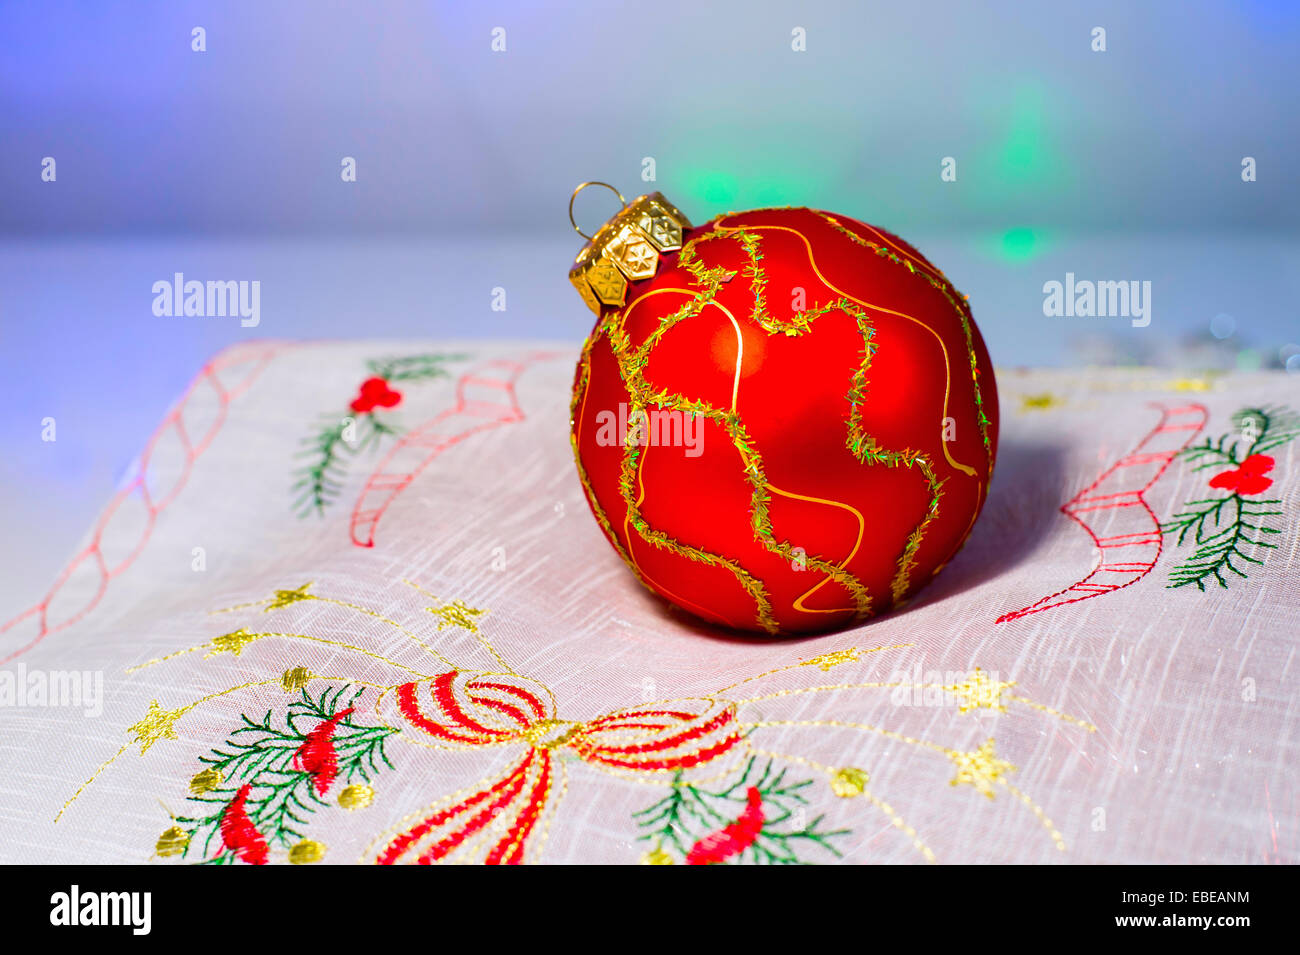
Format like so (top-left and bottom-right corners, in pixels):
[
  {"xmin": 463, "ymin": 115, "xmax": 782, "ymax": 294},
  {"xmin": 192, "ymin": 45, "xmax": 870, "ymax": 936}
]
[
  {"xmin": 568, "ymin": 181, "xmax": 627, "ymax": 240},
  {"xmin": 568, "ymin": 184, "xmax": 692, "ymax": 314}
]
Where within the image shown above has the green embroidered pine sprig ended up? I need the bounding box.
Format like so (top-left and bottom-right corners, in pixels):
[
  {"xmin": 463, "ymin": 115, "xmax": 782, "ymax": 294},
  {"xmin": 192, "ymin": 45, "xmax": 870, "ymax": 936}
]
[
  {"xmin": 1161, "ymin": 405, "xmax": 1294, "ymax": 591},
  {"xmin": 291, "ymin": 352, "xmax": 466, "ymax": 517},
  {"xmin": 1232, "ymin": 405, "xmax": 1299, "ymax": 455},
  {"xmin": 292, "ymin": 412, "xmax": 401, "ymax": 517},
  {"xmin": 1162, "ymin": 495, "xmax": 1281, "ymax": 590},
  {"xmin": 365, "ymin": 352, "xmax": 468, "ymax": 382},
  {"xmin": 1178, "ymin": 406, "xmax": 1298, "ymax": 472},
  {"xmin": 633, "ymin": 756, "xmax": 848, "ymax": 865},
  {"xmin": 172, "ymin": 685, "xmax": 397, "ymax": 864}
]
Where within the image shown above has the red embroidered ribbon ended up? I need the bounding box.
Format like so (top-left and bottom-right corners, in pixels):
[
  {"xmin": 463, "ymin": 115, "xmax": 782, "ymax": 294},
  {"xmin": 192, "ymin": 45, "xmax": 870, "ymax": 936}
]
[{"xmin": 377, "ymin": 671, "xmax": 743, "ymax": 865}]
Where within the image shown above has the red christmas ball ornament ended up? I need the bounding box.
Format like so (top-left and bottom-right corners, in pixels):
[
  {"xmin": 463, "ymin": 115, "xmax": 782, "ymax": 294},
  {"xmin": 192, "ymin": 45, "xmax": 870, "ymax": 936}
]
[{"xmin": 567, "ymin": 183, "xmax": 998, "ymax": 635}]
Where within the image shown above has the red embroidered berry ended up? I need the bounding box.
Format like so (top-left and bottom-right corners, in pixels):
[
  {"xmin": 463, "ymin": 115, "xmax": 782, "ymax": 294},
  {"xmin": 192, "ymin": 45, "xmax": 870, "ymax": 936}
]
[
  {"xmin": 219, "ymin": 784, "xmax": 269, "ymax": 865},
  {"xmin": 686, "ymin": 786, "xmax": 765, "ymax": 865},
  {"xmin": 293, "ymin": 707, "xmax": 354, "ymax": 795},
  {"xmin": 1208, "ymin": 454, "xmax": 1275, "ymax": 496},
  {"xmin": 350, "ymin": 377, "xmax": 402, "ymax": 413}
]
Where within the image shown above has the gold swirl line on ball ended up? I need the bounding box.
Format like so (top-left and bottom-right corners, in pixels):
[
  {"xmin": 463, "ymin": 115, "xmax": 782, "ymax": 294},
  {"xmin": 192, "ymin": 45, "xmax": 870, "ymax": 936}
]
[
  {"xmin": 570, "ymin": 328, "xmax": 742, "ymax": 628},
  {"xmin": 829, "ymin": 220, "xmax": 990, "ymax": 584},
  {"xmin": 619, "ymin": 270, "xmax": 872, "ymax": 622},
  {"xmin": 622, "ymin": 232, "xmax": 886, "ymax": 621},
  {"xmin": 682, "ymin": 224, "xmax": 942, "ymax": 609},
  {"xmin": 622, "ymin": 443, "xmax": 742, "ymax": 629},
  {"xmin": 707, "ymin": 216, "xmax": 987, "ymax": 603},
  {"xmin": 675, "ymin": 231, "xmax": 883, "ymax": 616},
  {"xmin": 765, "ymin": 482, "xmax": 865, "ymax": 614},
  {"xmin": 888, "ymin": 458, "xmax": 946, "ymax": 606},
  {"xmin": 821, "ymin": 212, "xmax": 949, "ymax": 285},
  {"xmin": 813, "ymin": 210, "xmax": 994, "ymax": 476},
  {"xmin": 569, "ymin": 330, "xmax": 626, "ymax": 558},
  {"xmin": 620, "ymin": 285, "xmax": 746, "ymax": 413},
  {"xmin": 710, "ymin": 216, "xmax": 979, "ymax": 481},
  {"xmin": 602, "ymin": 301, "xmax": 781, "ymax": 632},
  {"xmin": 569, "ymin": 331, "xmax": 651, "ymax": 586},
  {"xmin": 620, "ymin": 287, "xmax": 769, "ymax": 623},
  {"xmin": 621, "ymin": 281, "xmax": 831, "ymax": 627},
  {"xmin": 615, "ymin": 412, "xmax": 778, "ymax": 632},
  {"xmin": 726, "ymin": 300, "xmax": 866, "ymax": 616},
  {"xmin": 577, "ymin": 219, "xmax": 965, "ymax": 625},
  {"xmin": 723, "ymin": 306, "xmax": 743, "ymax": 412}
]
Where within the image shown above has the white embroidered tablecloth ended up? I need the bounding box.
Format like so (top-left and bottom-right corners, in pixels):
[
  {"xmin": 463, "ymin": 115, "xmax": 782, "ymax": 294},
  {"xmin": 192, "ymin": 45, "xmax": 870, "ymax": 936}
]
[{"xmin": 1, "ymin": 340, "xmax": 1295, "ymax": 864}]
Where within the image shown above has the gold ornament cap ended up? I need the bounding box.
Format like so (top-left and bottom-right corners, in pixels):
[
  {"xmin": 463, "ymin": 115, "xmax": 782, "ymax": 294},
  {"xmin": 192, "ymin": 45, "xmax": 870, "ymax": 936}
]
[{"xmin": 568, "ymin": 182, "xmax": 692, "ymax": 314}]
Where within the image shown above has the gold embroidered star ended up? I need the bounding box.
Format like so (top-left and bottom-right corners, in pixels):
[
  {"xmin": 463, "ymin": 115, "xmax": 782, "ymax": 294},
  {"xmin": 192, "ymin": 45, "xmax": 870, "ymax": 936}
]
[
  {"xmin": 204, "ymin": 628, "xmax": 259, "ymax": 658},
  {"xmin": 944, "ymin": 668, "xmax": 1016, "ymax": 714},
  {"xmin": 265, "ymin": 583, "xmax": 314, "ymax": 611},
  {"xmin": 802, "ymin": 647, "xmax": 860, "ymax": 672},
  {"xmin": 949, "ymin": 738, "xmax": 1015, "ymax": 799},
  {"xmin": 426, "ymin": 599, "xmax": 487, "ymax": 633},
  {"xmin": 128, "ymin": 700, "xmax": 189, "ymax": 754}
]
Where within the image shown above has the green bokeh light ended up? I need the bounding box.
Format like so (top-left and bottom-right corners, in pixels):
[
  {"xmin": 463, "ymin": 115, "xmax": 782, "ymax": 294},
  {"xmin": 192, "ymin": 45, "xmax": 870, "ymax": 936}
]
[
  {"xmin": 683, "ymin": 170, "xmax": 740, "ymax": 207},
  {"xmin": 965, "ymin": 79, "xmax": 1073, "ymax": 221},
  {"xmin": 1236, "ymin": 349, "xmax": 1262, "ymax": 372},
  {"xmin": 1000, "ymin": 99, "xmax": 1049, "ymax": 181},
  {"xmin": 999, "ymin": 227, "xmax": 1040, "ymax": 261},
  {"xmin": 674, "ymin": 129, "xmax": 839, "ymax": 215}
]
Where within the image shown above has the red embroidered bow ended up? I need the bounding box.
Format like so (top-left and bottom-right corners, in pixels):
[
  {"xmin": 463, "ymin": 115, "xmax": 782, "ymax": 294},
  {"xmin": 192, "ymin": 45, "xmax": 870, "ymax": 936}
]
[
  {"xmin": 376, "ymin": 671, "xmax": 742, "ymax": 864},
  {"xmin": 1208, "ymin": 453, "xmax": 1274, "ymax": 496}
]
